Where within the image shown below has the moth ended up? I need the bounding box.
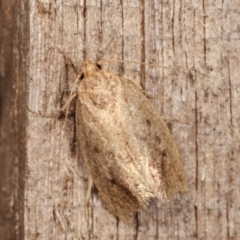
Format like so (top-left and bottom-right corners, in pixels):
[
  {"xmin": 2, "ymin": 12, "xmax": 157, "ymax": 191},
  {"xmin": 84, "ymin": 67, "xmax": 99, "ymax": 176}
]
[{"xmin": 64, "ymin": 60, "xmax": 187, "ymax": 222}]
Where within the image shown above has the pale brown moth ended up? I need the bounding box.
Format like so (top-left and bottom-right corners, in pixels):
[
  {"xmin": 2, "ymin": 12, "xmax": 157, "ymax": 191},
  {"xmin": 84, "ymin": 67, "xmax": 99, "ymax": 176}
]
[{"xmin": 62, "ymin": 60, "xmax": 188, "ymax": 222}]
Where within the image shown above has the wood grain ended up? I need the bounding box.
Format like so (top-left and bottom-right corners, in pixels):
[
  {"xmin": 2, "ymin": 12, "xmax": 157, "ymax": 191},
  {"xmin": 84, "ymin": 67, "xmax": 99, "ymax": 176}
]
[{"xmin": 1, "ymin": 0, "xmax": 240, "ymax": 239}]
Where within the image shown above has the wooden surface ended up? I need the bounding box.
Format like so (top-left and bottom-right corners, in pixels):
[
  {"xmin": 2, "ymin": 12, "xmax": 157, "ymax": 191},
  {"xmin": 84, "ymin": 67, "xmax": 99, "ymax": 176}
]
[
  {"xmin": 0, "ymin": 0, "xmax": 28, "ymax": 239},
  {"xmin": 1, "ymin": 0, "xmax": 240, "ymax": 239}
]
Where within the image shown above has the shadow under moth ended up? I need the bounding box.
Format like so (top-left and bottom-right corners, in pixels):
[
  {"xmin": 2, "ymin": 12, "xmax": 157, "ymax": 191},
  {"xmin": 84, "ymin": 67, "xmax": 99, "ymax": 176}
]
[{"xmin": 63, "ymin": 60, "xmax": 187, "ymax": 222}]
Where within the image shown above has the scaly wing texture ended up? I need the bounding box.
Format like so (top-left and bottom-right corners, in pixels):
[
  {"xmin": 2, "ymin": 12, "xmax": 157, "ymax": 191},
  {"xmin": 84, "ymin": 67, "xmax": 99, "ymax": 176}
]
[
  {"xmin": 76, "ymin": 69, "xmax": 187, "ymax": 221},
  {"xmin": 120, "ymin": 76, "xmax": 188, "ymax": 198}
]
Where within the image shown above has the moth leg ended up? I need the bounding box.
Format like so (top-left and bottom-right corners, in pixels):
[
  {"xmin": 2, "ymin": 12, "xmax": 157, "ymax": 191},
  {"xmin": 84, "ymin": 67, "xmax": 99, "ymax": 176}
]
[
  {"xmin": 58, "ymin": 51, "xmax": 84, "ymax": 116},
  {"xmin": 58, "ymin": 48, "xmax": 83, "ymax": 105},
  {"xmin": 58, "ymin": 49, "xmax": 84, "ymax": 108},
  {"xmin": 84, "ymin": 177, "xmax": 94, "ymax": 223},
  {"xmin": 28, "ymin": 50, "xmax": 80, "ymax": 119},
  {"xmin": 86, "ymin": 176, "xmax": 93, "ymax": 202},
  {"xmin": 28, "ymin": 51, "xmax": 81, "ymax": 119},
  {"xmin": 27, "ymin": 106, "xmax": 61, "ymax": 118},
  {"xmin": 58, "ymin": 49, "xmax": 79, "ymax": 76},
  {"xmin": 107, "ymin": 38, "xmax": 120, "ymax": 71},
  {"xmin": 27, "ymin": 93, "xmax": 77, "ymax": 118},
  {"xmin": 52, "ymin": 205, "xmax": 67, "ymax": 231},
  {"xmin": 59, "ymin": 92, "xmax": 77, "ymax": 112}
]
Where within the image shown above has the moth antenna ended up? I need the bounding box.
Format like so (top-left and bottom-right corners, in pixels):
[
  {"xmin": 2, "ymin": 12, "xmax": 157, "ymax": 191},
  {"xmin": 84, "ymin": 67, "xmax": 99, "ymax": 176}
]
[
  {"xmin": 56, "ymin": 50, "xmax": 83, "ymax": 179},
  {"xmin": 100, "ymin": 59, "xmax": 188, "ymax": 71},
  {"xmin": 107, "ymin": 38, "xmax": 120, "ymax": 71},
  {"xmin": 58, "ymin": 49, "xmax": 79, "ymax": 76}
]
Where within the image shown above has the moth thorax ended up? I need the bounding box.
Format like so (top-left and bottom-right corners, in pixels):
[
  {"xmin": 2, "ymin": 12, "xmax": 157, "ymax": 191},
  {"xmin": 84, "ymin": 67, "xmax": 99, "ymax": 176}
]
[{"xmin": 82, "ymin": 60, "xmax": 100, "ymax": 77}]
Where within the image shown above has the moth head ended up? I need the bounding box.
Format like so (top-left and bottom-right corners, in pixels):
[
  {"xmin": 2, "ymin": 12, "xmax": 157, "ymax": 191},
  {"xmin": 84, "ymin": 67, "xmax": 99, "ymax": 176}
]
[{"xmin": 82, "ymin": 60, "xmax": 101, "ymax": 78}]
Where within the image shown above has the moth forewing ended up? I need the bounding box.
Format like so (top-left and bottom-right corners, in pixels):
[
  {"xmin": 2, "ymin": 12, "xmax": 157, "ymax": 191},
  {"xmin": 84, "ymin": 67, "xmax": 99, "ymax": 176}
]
[{"xmin": 75, "ymin": 60, "xmax": 187, "ymax": 221}]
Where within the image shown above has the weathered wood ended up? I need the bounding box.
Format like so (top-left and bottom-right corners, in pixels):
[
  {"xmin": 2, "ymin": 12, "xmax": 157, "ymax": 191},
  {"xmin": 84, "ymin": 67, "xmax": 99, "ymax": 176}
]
[
  {"xmin": 1, "ymin": 0, "xmax": 240, "ymax": 239},
  {"xmin": 0, "ymin": 0, "xmax": 28, "ymax": 240}
]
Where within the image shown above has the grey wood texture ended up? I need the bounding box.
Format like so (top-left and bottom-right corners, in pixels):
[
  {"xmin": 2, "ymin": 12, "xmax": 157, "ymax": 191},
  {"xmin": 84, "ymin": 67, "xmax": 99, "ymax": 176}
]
[{"xmin": 1, "ymin": 0, "xmax": 240, "ymax": 239}]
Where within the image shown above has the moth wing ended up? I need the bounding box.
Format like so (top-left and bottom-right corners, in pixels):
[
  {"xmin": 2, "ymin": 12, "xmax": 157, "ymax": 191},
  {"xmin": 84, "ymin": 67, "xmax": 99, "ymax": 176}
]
[
  {"xmin": 120, "ymin": 76, "xmax": 188, "ymax": 198},
  {"xmin": 76, "ymin": 70, "xmax": 187, "ymax": 221},
  {"xmin": 76, "ymin": 71, "xmax": 153, "ymax": 221}
]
